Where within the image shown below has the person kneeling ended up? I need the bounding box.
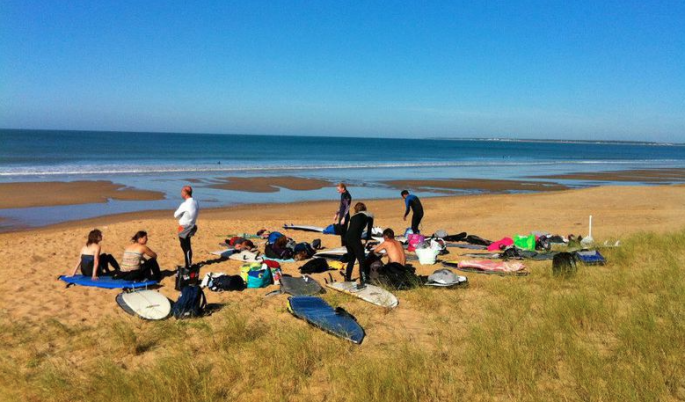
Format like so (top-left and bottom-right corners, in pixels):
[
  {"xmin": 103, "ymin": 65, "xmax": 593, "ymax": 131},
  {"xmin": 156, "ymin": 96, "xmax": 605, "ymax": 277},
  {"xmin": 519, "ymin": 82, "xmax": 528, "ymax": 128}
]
[{"xmin": 117, "ymin": 231, "xmax": 161, "ymax": 281}]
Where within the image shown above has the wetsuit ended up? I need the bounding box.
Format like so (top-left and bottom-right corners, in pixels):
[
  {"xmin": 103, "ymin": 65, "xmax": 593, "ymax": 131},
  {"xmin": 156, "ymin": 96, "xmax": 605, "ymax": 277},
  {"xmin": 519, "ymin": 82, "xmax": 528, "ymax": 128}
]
[
  {"xmin": 79, "ymin": 254, "xmax": 119, "ymax": 277},
  {"xmin": 337, "ymin": 190, "xmax": 352, "ymax": 246},
  {"xmin": 404, "ymin": 194, "xmax": 424, "ymax": 234},
  {"xmin": 344, "ymin": 211, "xmax": 374, "ymax": 284}
]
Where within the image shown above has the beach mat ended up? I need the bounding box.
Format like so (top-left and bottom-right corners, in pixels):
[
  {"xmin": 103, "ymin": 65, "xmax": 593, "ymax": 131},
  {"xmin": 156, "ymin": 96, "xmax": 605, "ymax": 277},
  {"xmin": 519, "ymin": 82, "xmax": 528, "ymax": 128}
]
[
  {"xmin": 288, "ymin": 296, "xmax": 365, "ymax": 344},
  {"xmin": 59, "ymin": 275, "xmax": 158, "ymax": 289},
  {"xmin": 446, "ymin": 243, "xmax": 487, "ymax": 250}
]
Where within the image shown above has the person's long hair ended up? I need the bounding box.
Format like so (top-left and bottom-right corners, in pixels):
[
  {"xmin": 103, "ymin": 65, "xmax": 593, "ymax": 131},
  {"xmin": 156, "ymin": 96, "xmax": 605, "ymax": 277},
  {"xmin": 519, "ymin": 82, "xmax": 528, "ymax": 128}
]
[
  {"xmin": 131, "ymin": 230, "xmax": 147, "ymax": 243},
  {"xmin": 86, "ymin": 229, "xmax": 102, "ymax": 246},
  {"xmin": 354, "ymin": 202, "xmax": 367, "ymax": 213}
]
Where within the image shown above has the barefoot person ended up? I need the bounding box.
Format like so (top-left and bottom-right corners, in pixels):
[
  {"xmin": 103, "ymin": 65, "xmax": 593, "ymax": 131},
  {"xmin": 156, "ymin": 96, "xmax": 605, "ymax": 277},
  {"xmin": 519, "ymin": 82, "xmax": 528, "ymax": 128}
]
[
  {"xmin": 344, "ymin": 202, "xmax": 374, "ymax": 288},
  {"xmin": 174, "ymin": 185, "xmax": 199, "ymax": 269},
  {"xmin": 117, "ymin": 231, "xmax": 161, "ymax": 281},
  {"xmin": 70, "ymin": 229, "xmax": 119, "ymax": 279},
  {"xmin": 401, "ymin": 190, "xmax": 424, "ymax": 234},
  {"xmin": 372, "ymin": 228, "xmax": 406, "ymax": 266},
  {"xmin": 333, "ymin": 182, "xmax": 352, "ymax": 246}
]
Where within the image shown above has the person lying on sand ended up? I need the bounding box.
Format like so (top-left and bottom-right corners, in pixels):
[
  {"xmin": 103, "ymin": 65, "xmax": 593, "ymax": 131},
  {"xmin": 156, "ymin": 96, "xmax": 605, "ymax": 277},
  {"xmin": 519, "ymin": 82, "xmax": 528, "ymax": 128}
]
[
  {"xmin": 115, "ymin": 231, "xmax": 161, "ymax": 281},
  {"xmin": 226, "ymin": 236, "xmax": 256, "ymax": 251},
  {"xmin": 69, "ymin": 229, "xmax": 119, "ymax": 279},
  {"xmin": 372, "ymin": 228, "xmax": 406, "ymax": 266}
]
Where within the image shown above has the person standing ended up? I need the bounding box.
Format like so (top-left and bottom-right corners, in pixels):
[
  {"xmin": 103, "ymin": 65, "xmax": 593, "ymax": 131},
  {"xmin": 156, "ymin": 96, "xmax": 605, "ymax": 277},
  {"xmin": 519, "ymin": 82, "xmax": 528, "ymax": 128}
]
[
  {"xmin": 344, "ymin": 202, "xmax": 374, "ymax": 289},
  {"xmin": 333, "ymin": 182, "xmax": 352, "ymax": 246},
  {"xmin": 401, "ymin": 190, "xmax": 424, "ymax": 234},
  {"xmin": 174, "ymin": 185, "xmax": 199, "ymax": 269}
]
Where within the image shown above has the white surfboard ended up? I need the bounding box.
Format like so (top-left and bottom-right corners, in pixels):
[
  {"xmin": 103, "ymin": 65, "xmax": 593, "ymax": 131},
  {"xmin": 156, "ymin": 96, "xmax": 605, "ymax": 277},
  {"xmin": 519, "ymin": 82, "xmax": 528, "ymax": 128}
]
[
  {"xmin": 283, "ymin": 224, "xmax": 325, "ymax": 233},
  {"xmin": 116, "ymin": 290, "xmax": 171, "ymax": 320},
  {"xmin": 211, "ymin": 248, "xmax": 235, "ymax": 258},
  {"xmin": 229, "ymin": 250, "xmax": 263, "ymax": 263},
  {"xmin": 326, "ymin": 281, "xmax": 398, "ymax": 308}
]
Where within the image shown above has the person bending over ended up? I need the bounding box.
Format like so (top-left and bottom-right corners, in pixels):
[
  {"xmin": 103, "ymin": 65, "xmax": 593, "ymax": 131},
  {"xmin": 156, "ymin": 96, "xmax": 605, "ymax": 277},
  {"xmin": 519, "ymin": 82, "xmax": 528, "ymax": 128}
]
[
  {"xmin": 117, "ymin": 231, "xmax": 161, "ymax": 281},
  {"xmin": 174, "ymin": 185, "xmax": 199, "ymax": 269},
  {"xmin": 401, "ymin": 190, "xmax": 424, "ymax": 234},
  {"xmin": 372, "ymin": 228, "xmax": 406, "ymax": 266},
  {"xmin": 344, "ymin": 202, "xmax": 374, "ymax": 288},
  {"xmin": 70, "ymin": 229, "xmax": 119, "ymax": 279}
]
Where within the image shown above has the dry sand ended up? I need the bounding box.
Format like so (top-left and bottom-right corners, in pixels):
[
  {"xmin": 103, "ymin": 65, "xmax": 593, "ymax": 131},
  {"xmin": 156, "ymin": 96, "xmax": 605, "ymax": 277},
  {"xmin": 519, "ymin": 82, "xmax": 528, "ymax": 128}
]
[
  {"xmin": 0, "ymin": 180, "xmax": 165, "ymax": 209},
  {"xmin": 1, "ymin": 184, "xmax": 684, "ymax": 334}
]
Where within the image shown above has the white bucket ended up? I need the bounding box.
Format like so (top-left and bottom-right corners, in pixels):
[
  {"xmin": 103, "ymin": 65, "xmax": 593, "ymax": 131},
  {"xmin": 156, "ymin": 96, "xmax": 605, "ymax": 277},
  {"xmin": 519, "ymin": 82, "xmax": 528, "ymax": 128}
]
[{"xmin": 415, "ymin": 248, "xmax": 439, "ymax": 265}]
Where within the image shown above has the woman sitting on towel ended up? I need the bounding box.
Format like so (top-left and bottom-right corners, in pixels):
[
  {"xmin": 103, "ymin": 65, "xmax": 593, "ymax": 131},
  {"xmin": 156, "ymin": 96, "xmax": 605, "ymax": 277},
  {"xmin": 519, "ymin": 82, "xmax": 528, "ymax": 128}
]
[
  {"xmin": 344, "ymin": 202, "xmax": 374, "ymax": 289},
  {"xmin": 70, "ymin": 229, "xmax": 119, "ymax": 279},
  {"xmin": 116, "ymin": 231, "xmax": 161, "ymax": 281}
]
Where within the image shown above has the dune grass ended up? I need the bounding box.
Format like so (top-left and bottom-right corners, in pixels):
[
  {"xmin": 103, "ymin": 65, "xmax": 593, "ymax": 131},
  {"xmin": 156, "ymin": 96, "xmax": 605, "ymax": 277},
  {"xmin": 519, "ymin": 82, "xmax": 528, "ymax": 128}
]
[{"xmin": 1, "ymin": 229, "xmax": 684, "ymax": 401}]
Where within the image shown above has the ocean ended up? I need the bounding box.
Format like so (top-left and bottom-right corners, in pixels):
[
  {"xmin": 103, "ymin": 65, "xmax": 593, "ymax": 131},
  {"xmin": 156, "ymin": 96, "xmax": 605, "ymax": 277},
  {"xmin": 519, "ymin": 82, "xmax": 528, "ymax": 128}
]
[{"xmin": 1, "ymin": 129, "xmax": 684, "ymax": 230}]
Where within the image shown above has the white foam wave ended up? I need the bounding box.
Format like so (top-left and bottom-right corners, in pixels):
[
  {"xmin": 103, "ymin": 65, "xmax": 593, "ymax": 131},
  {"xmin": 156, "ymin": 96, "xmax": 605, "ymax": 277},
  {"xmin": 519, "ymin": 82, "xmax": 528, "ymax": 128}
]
[{"xmin": 0, "ymin": 159, "xmax": 682, "ymax": 177}]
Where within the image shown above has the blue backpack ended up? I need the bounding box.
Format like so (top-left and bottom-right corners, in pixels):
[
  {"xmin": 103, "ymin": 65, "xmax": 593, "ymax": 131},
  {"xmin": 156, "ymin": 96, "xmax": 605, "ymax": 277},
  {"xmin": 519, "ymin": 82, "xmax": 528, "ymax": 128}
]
[
  {"xmin": 268, "ymin": 231, "xmax": 284, "ymax": 245},
  {"xmin": 172, "ymin": 285, "xmax": 207, "ymax": 319}
]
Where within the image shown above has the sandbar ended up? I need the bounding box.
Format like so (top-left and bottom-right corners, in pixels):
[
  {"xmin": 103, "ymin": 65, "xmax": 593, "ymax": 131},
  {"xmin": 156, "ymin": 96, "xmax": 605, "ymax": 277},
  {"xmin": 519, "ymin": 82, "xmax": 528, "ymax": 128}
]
[
  {"xmin": 384, "ymin": 178, "xmax": 568, "ymax": 193},
  {"xmin": 531, "ymin": 168, "xmax": 685, "ymax": 183},
  {"xmin": 0, "ymin": 180, "xmax": 165, "ymax": 209}
]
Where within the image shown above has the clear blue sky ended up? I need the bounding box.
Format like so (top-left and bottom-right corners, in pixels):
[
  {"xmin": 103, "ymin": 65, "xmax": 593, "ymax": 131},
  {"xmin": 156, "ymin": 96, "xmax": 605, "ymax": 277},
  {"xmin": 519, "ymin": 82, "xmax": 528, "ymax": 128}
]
[{"xmin": 1, "ymin": 1, "xmax": 684, "ymax": 141}]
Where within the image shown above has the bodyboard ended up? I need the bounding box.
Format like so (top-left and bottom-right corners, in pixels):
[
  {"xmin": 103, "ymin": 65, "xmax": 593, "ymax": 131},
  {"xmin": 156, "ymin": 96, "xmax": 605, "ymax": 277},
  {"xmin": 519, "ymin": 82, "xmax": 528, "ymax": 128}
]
[
  {"xmin": 326, "ymin": 281, "xmax": 398, "ymax": 308},
  {"xmin": 280, "ymin": 275, "xmax": 324, "ymax": 296},
  {"xmin": 288, "ymin": 296, "xmax": 365, "ymax": 344},
  {"xmin": 59, "ymin": 275, "xmax": 158, "ymax": 289},
  {"xmin": 116, "ymin": 290, "xmax": 171, "ymax": 320}
]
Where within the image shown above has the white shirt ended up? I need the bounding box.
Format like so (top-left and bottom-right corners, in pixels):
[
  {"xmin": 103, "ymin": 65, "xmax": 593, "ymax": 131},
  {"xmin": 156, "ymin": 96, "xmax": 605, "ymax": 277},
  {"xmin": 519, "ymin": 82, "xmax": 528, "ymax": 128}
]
[{"xmin": 174, "ymin": 197, "xmax": 199, "ymax": 227}]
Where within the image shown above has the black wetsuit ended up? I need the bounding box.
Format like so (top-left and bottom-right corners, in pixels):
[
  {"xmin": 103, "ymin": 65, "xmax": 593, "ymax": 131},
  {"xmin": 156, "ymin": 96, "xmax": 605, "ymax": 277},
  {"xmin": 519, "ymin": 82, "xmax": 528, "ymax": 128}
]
[
  {"xmin": 404, "ymin": 194, "xmax": 424, "ymax": 233},
  {"xmin": 337, "ymin": 190, "xmax": 352, "ymax": 246},
  {"xmin": 344, "ymin": 211, "xmax": 374, "ymax": 284},
  {"xmin": 79, "ymin": 254, "xmax": 119, "ymax": 277}
]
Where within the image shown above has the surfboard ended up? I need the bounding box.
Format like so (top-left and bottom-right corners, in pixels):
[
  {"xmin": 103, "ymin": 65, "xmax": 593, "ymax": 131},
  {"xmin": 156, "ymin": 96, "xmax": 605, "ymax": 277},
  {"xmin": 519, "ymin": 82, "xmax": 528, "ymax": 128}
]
[
  {"xmin": 280, "ymin": 275, "xmax": 324, "ymax": 296},
  {"xmin": 116, "ymin": 290, "xmax": 171, "ymax": 320},
  {"xmin": 229, "ymin": 250, "xmax": 263, "ymax": 263},
  {"xmin": 288, "ymin": 296, "xmax": 365, "ymax": 344},
  {"xmin": 326, "ymin": 281, "xmax": 398, "ymax": 308},
  {"xmin": 59, "ymin": 275, "xmax": 158, "ymax": 289},
  {"xmin": 211, "ymin": 248, "xmax": 236, "ymax": 258},
  {"xmin": 283, "ymin": 224, "xmax": 325, "ymax": 233}
]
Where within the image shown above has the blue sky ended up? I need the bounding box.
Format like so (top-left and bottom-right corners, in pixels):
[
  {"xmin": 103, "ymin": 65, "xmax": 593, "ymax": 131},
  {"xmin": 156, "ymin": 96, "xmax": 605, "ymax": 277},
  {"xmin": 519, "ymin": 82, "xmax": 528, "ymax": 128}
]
[{"xmin": 1, "ymin": 1, "xmax": 684, "ymax": 141}]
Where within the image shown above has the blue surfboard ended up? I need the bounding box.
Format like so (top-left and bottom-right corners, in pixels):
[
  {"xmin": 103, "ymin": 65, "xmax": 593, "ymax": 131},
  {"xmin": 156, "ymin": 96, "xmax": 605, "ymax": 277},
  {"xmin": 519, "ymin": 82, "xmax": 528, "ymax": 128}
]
[
  {"xmin": 288, "ymin": 296, "xmax": 365, "ymax": 344},
  {"xmin": 59, "ymin": 275, "xmax": 158, "ymax": 289}
]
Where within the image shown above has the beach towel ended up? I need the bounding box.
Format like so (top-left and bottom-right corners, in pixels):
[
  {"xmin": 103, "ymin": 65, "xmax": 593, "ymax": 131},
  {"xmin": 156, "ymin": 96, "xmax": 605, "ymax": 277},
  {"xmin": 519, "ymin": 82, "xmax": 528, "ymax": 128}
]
[
  {"xmin": 443, "ymin": 259, "xmax": 527, "ymax": 275},
  {"xmin": 487, "ymin": 237, "xmax": 514, "ymax": 251}
]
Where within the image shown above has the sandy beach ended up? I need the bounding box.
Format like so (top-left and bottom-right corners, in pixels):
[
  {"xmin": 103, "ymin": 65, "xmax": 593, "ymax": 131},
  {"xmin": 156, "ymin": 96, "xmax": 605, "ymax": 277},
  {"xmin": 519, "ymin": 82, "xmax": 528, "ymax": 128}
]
[{"xmin": 0, "ymin": 183, "xmax": 683, "ymax": 328}]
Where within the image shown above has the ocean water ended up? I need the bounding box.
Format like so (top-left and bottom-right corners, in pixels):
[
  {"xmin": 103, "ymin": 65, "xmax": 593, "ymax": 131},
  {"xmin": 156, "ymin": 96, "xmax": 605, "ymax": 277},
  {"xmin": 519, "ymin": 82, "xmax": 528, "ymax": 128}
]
[{"xmin": 1, "ymin": 129, "xmax": 684, "ymax": 230}]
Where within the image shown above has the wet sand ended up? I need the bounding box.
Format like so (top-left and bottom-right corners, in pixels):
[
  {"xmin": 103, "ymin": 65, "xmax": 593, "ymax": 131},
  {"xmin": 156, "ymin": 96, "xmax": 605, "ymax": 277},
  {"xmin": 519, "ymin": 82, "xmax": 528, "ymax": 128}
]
[
  {"xmin": 0, "ymin": 180, "xmax": 165, "ymax": 209},
  {"xmin": 383, "ymin": 178, "xmax": 569, "ymax": 193},
  {"xmin": 531, "ymin": 168, "xmax": 685, "ymax": 183},
  {"xmin": 209, "ymin": 176, "xmax": 332, "ymax": 192}
]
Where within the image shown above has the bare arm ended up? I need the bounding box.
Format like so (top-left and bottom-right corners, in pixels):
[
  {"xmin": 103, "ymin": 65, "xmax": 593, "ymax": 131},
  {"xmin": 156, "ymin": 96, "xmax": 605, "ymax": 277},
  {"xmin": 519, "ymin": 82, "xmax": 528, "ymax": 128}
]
[
  {"xmin": 71, "ymin": 259, "xmax": 81, "ymax": 276},
  {"xmin": 373, "ymin": 242, "xmax": 388, "ymax": 254},
  {"xmin": 91, "ymin": 245, "xmax": 101, "ymax": 279},
  {"xmin": 143, "ymin": 245, "xmax": 157, "ymax": 259}
]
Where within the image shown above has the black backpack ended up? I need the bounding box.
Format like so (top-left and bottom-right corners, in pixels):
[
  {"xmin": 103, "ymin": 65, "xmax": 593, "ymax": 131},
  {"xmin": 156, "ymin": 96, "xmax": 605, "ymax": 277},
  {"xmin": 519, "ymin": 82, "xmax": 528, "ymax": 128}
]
[
  {"xmin": 172, "ymin": 285, "xmax": 207, "ymax": 319},
  {"xmin": 372, "ymin": 263, "xmax": 420, "ymax": 290},
  {"xmin": 552, "ymin": 252, "xmax": 577, "ymax": 277},
  {"xmin": 209, "ymin": 275, "xmax": 245, "ymax": 292},
  {"xmin": 299, "ymin": 258, "xmax": 329, "ymax": 274}
]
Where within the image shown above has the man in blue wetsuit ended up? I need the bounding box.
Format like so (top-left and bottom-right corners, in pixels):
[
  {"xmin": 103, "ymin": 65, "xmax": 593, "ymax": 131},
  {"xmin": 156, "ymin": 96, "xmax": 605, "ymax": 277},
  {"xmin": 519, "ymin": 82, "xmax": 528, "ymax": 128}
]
[{"xmin": 401, "ymin": 190, "xmax": 424, "ymax": 234}]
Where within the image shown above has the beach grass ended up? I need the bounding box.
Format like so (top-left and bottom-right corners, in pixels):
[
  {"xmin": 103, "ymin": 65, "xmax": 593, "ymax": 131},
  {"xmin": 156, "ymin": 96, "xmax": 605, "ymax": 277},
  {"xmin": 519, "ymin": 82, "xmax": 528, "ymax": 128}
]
[{"xmin": 1, "ymin": 229, "xmax": 684, "ymax": 401}]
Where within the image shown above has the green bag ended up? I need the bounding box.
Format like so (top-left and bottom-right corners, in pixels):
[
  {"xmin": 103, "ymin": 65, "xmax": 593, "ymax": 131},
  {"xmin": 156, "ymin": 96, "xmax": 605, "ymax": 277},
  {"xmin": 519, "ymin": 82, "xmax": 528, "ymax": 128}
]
[
  {"xmin": 513, "ymin": 234, "xmax": 536, "ymax": 251},
  {"xmin": 246, "ymin": 265, "xmax": 273, "ymax": 288}
]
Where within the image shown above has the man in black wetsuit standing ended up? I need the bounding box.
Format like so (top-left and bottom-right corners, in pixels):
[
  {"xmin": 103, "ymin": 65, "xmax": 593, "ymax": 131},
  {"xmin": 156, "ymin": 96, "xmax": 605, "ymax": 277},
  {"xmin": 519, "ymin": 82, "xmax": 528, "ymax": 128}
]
[
  {"xmin": 401, "ymin": 190, "xmax": 424, "ymax": 234},
  {"xmin": 333, "ymin": 182, "xmax": 352, "ymax": 246}
]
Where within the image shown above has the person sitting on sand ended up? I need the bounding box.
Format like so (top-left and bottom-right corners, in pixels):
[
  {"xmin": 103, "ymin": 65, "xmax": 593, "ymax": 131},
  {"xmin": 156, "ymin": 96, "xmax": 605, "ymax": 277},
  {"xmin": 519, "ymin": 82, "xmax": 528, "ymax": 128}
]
[
  {"xmin": 116, "ymin": 231, "xmax": 161, "ymax": 281},
  {"xmin": 70, "ymin": 229, "xmax": 119, "ymax": 279},
  {"xmin": 372, "ymin": 228, "xmax": 406, "ymax": 266}
]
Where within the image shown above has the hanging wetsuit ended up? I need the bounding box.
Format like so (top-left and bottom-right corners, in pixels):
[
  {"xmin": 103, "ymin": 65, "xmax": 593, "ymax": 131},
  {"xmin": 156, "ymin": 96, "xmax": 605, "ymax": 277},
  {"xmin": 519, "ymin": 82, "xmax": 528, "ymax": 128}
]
[
  {"xmin": 337, "ymin": 190, "xmax": 352, "ymax": 246},
  {"xmin": 404, "ymin": 194, "xmax": 424, "ymax": 234},
  {"xmin": 344, "ymin": 211, "xmax": 374, "ymax": 285}
]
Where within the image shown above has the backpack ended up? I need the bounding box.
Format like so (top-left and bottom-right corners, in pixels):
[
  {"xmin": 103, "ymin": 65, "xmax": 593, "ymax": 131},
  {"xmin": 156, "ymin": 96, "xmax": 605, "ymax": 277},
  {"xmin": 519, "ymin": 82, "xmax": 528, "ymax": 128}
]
[
  {"xmin": 552, "ymin": 252, "xmax": 577, "ymax": 277},
  {"xmin": 172, "ymin": 285, "xmax": 207, "ymax": 319},
  {"xmin": 267, "ymin": 231, "xmax": 284, "ymax": 245},
  {"xmin": 299, "ymin": 258, "xmax": 329, "ymax": 274},
  {"xmin": 209, "ymin": 275, "xmax": 245, "ymax": 292},
  {"xmin": 372, "ymin": 263, "xmax": 420, "ymax": 290},
  {"xmin": 175, "ymin": 265, "xmax": 200, "ymax": 291}
]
